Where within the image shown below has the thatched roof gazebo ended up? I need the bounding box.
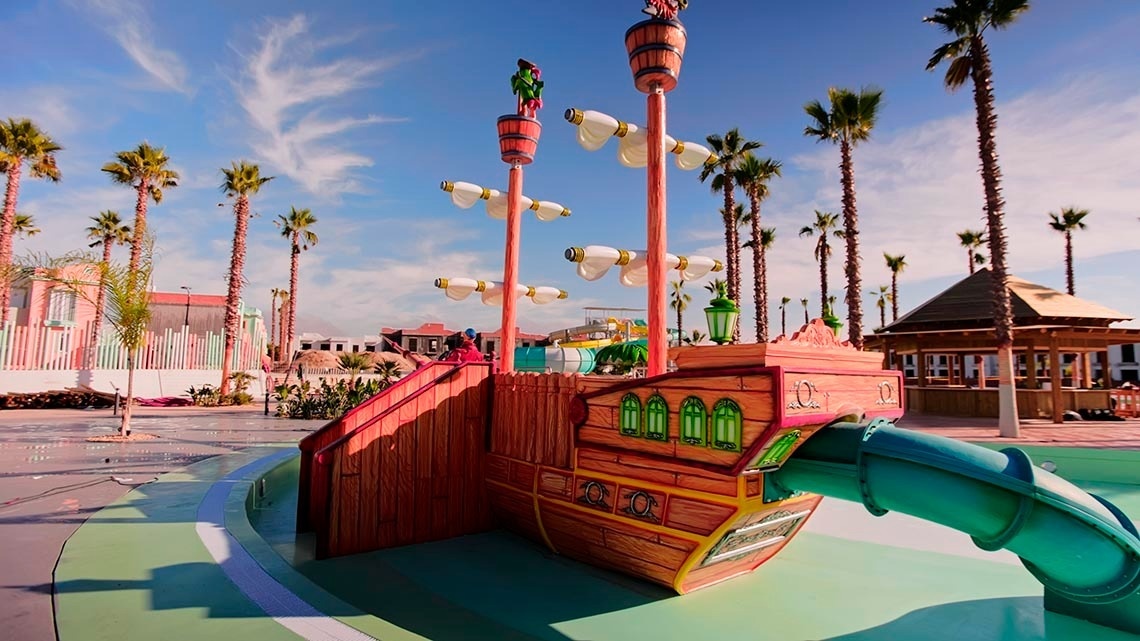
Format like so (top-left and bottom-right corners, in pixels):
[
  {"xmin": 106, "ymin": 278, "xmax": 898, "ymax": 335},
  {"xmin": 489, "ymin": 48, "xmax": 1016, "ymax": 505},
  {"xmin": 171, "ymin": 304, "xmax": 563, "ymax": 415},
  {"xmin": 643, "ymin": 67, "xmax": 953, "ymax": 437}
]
[{"xmin": 865, "ymin": 268, "xmax": 1140, "ymax": 422}]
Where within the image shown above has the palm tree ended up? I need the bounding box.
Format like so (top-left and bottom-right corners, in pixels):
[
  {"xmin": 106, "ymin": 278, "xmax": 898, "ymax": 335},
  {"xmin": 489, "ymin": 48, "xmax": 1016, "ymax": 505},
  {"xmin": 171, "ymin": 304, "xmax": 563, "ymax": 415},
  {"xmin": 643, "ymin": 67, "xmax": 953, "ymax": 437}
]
[
  {"xmin": 12, "ymin": 213, "xmax": 39, "ymax": 237},
  {"xmin": 374, "ymin": 360, "xmax": 403, "ymax": 389},
  {"xmin": 101, "ymin": 142, "xmax": 179, "ymax": 281},
  {"xmin": 799, "ymin": 210, "xmax": 843, "ymax": 320},
  {"xmin": 700, "ymin": 129, "xmax": 763, "ymax": 321},
  {"xmin": 778, "ymin": 296, "xmax": 791, "ymax": 337},
  {"xmin": 219, "ymin": 162, "xmax": 273, "ymax": 394},
  {"xmin": 956, "ymin": 229, "xmax": 988, "ymax": 274},
  {"xmin": 338, "ymin": 352, "xmax": 371, "ymax": 386},
  {"xmin": 870, "ymin": 285, "xmax": 891, "ymax": 329},
  {"xmin": 0, "ymin": 119, "xmax": 61, "ymax": 324},
  {"xmin": 277, "ymin": 207, "xmax": 318, "ymax": 364},
  {"xmin": 684, "ymin": 329, "xmax": 707, "ymax": 345},
  {"xmin": 804, "ymin": 87, "xmax": 883, "ymax": 349},
  {"xmin": 736, "ymin": 154, "xmax": 782, "ymax": 343},
  {"xmin": 669, "ymin": 280, "xmax": 690, "ymax": 347},
  {"xmin": 884, "ymin": 253, "xmax": 907, "ymax": 321},
  {"xmin": 86, "ymin": 211, "xmax": 131, "ymax": 364},
  {"xmin": 743, "ymin": 227, "xmax": 778, "ymax": 341},
  {"xmin": 1047, "ymin": 207, "xmax": 1089, "ymax": 295},
  {"xmin": 925, "ymin": 0, "xmax": 1029, "ymax": 437},
  {"xmin": 277, "ymin": 290, "xmax": 289, "ymax": 361},
  {"xmin": 269, "ymin": 287, "xmax": 286, "ymax": 360},
  {"xmin": 800, "ymin": 298, "xmax": 809, "ymax": 325}
]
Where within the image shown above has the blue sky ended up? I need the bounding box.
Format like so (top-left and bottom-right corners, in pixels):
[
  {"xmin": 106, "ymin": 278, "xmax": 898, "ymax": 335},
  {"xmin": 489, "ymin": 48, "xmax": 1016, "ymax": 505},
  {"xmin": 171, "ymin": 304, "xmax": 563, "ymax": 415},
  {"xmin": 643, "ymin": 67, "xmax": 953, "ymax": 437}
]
[{"xmin": 5, "ymin": 0, "xmax": 1140, "ymax": 339}]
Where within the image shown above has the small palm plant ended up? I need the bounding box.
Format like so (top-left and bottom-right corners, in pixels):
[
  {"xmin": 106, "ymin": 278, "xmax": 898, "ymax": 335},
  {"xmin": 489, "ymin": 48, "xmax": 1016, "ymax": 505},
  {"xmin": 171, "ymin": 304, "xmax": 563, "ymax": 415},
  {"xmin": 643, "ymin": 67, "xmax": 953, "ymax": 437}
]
[
  {"xmin": 337, "ymin": 352, "xmax": 371, "ymax": 387},
  {"xmin": 374, "ymin": 360, "xmax": 403, "ymax": 389}
]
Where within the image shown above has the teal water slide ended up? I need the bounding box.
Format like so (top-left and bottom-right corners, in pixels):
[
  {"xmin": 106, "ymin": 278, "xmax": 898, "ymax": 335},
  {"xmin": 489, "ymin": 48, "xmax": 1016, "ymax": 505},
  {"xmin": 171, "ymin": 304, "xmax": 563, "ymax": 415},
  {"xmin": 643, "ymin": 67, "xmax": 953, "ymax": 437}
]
[{"xmin": 772, "ymin": 419, "xmax": 1140, "ymax": 634}]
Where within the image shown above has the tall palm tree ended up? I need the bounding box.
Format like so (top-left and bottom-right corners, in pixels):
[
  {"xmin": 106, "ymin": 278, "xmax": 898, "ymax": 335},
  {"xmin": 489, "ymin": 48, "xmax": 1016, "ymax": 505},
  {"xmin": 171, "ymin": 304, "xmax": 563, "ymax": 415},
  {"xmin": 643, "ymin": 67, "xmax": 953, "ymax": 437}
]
[
  {"xmin": 219, "ymin": 162, "xmax": 273, "ymax": 394},
  {"xmin": 86, "ymin": 211, "xmax": 131, "ymax": 364},
  {"xmin": 925, "ymin": 0, "xmax": 1029, "ymax": 437},
  {"xmin": 1048, "ymin": 207, "xmax": 1089, "ymax": 295},
  {"xmin": 269, "ymin": 287, "xmax": 286, "ymax": 360},
  {"xmin": 374, "ymin": 360, "xmax": 403, "ymax": 389},
  {"xmin": 799, "ymin": 210, "xmax": 844, "ymax": 320},
  {"xmin": 277, "ymin": 207, "xmax": 318, "ymax": 364},
  {"xmin": 0, "ymin": 119, "xmax": 61, "ymax": 324},
  {"xmin": 700, "ymin": 129, "xmax": 763, "ymax": 320},
  {"xmin": 800, "ymin": 298, "xmax": 809, "ymax": 324},
  {"xmin": 884, "ymin": 253, "xmax": 907, "ymax": 321},
  {"xmin": 804, "ymin": 87, "xmax": 883, "ymax": 349},
  {"xmin": 277, "ymin": 290, "xmax": 289, "ymax": 360},
  {"xmin": 12, "ymin": 213, "xmax": 40, "ymax": 237},
  {"xmin": 870, "ymin": 285, "xmax": 892, "ymax": 329},
  {"xmin": 669, "ymin": 280, "xmax": 690, "ymax": 347},
  {"xmin": 101, "ymin": 142, "xmax": 179, "ymax": 281},
  {"xmin": 736, "ymin": 154, "xmax": 782, "ymax": 343},
  {"xmin": 779, "ymin": 296, "xmax": 791, "ymax": 337},
  {"xmin": 956, "ymin": 229, "xmax": 988, "ymax": 274}
]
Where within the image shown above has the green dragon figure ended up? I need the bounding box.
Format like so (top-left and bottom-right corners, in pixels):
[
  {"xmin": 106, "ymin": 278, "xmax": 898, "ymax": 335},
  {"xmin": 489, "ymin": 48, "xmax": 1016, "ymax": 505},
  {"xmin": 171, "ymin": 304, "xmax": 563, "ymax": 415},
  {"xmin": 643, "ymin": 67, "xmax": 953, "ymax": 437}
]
[{"xmin": 511, "ymin": 58, "xmax": 544, "ymax": 118}]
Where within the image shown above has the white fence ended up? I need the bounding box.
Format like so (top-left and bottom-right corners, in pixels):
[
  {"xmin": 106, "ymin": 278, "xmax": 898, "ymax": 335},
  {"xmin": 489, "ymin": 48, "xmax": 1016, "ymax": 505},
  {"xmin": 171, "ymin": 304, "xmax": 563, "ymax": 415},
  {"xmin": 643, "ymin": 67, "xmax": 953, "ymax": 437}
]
[{"xmin": 0, "ymin": 321, "xmax": 267, "ymax": 372}]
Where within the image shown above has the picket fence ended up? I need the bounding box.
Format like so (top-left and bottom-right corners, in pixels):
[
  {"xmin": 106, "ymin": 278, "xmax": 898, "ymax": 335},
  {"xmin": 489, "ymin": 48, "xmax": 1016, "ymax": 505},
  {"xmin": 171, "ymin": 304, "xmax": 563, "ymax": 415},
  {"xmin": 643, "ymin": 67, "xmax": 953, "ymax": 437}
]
[{"xmin": 0, "ymin": 321, "xmax": 267, "ymax": 372}]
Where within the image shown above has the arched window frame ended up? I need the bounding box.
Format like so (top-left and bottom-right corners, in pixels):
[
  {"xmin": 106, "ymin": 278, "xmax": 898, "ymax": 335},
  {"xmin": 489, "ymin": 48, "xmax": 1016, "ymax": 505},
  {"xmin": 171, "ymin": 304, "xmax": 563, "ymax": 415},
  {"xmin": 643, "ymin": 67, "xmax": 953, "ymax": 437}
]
[
  {"xmin": 679, "ymin": 397, "xmax": 707, "ymax": 446},
  {"xmin": 711, "ymin": 399, "xmax": 743, "ymax": 452},
  {"xmin": 645, "ymin": 394, "xmax": 668, "ymax": 441},
  {"xmin": 619, "ymin": 393, "xmax": 642, "ymax": 436}
]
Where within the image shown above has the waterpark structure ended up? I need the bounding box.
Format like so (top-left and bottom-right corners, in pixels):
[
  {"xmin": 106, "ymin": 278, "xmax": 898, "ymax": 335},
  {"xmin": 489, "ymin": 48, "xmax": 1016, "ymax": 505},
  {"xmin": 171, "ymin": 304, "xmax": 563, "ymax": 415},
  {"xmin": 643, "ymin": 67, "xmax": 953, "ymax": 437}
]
[{"xmin": 287, "ymin": 3, "xmax": 1140, "ymax": 637}]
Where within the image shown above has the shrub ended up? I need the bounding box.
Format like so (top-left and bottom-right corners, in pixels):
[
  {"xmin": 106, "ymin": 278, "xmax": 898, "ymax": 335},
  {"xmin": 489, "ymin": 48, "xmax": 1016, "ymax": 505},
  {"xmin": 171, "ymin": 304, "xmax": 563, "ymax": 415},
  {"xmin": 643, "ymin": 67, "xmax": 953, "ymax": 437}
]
[{"xmin": 274, "ymin": 376, "xmax": 390, "ymax": 419}]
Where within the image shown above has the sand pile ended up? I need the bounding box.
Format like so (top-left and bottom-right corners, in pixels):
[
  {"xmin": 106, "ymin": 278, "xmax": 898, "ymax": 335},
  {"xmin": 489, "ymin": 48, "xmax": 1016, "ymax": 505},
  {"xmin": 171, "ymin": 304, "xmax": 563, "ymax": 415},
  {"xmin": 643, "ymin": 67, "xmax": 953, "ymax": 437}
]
[{"xmin": 293, "ymin": 350, "xmax": 416, "ymax": 372}]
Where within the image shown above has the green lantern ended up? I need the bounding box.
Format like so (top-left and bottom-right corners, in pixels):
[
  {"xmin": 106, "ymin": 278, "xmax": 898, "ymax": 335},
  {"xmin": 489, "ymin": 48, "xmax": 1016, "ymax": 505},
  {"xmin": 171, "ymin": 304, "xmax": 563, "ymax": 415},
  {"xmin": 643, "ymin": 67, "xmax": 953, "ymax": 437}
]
[{"xmin": 704, "ymin": 281, "xmax": 740, "ymax": 345}]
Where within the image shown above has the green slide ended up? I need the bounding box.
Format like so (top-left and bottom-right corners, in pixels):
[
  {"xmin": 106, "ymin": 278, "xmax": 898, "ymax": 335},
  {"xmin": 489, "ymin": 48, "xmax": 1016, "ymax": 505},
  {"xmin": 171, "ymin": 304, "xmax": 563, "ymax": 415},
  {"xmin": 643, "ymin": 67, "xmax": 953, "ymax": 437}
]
[{"xmin": 771, "ymin": 419, "xmax": 1140, "ymax": 634}]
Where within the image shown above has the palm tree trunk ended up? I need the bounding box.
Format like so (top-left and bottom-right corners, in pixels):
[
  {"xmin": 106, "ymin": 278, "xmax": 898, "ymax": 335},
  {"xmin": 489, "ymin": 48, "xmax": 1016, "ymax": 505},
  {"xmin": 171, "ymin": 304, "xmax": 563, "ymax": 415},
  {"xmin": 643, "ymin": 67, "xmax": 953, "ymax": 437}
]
[
  {"xmin": 675, "ymin": 303, "xmax": 682, "ymax": 347},
  {"xmin": 970, "ymin": 37, "xmax": 1018, "ymax": 437},
  {"xmin": 760, "ymin": 248, "xmax": 769, "ymax": 342},
  {"xmin": 802, "ymin": 303, "xmax": 808, "ymax": 324},
  {"xmin": 269, "ymin": 293, "xmax": 277, "ymax": 361},
  {"xmin": 0, "ymin": 162, "xmax": 22, "ymax": 325},
  {"xmin": 819, "ymin": 245, "xmax": 828, "ymax": 319},
  {"xmin": 839, "ymin": 140, "xmax": 863, "ymax": 349},
  {"xmin": 122, "ymin": 354, "xmax": 135, "ymax": 437},
  {"xmin": 279, "ymin": 301, "xmax": 287, "ymax": 363},
  {"xmin": 128, "ymin": 179, "xmax": 149, "ymax": 284},
  {"xmin": 89, "ymin": 240, "xmax": 112, "ymax": 368},
  {"xmin": 287, "ymin": 237, "xmax": 300, "ymax": 363},
  {"xmin": 721, "ymin": 174, "xmax": 740, "ymax": 344},
  {"xmin": 749, "ymin": 193, "xmax": 763, "ymax": 342},
  {"xmin": 968, "ymin": 249, "xmax": 975, "ymax": 275},
  {"xmin": 780, "ymin": 306, "xmax": 786, "ymax": 337},
  {"xmin": 1064, "ymin": 231, "xmax": 1074, "ymax": 295},
  {"xmin": 220, "ymin": 195, "xmax": 250, "ymax": 394},
  {"xmin": 891, "ymin": 274, "xmax": 899, "ymax": 322},
  {"xmin": 880, "ymin": 303, "xmax": 886, "ymax": 329}
]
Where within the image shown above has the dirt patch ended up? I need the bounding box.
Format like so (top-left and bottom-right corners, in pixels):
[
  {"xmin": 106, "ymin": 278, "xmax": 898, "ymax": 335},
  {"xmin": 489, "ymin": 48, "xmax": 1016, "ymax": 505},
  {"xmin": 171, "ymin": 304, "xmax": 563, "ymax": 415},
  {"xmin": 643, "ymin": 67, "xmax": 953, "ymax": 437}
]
[{"xmin": 85, "ymin": 433, "xmax": 161, "ymax": 443}]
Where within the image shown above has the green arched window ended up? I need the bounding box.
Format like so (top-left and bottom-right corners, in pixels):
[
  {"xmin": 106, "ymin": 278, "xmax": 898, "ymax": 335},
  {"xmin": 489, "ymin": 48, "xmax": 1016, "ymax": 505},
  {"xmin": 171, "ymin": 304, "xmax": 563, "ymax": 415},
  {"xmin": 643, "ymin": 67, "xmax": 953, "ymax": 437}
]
[
  {"xmin": 756, "ymin": 430, "xmax": 801, "ymax": 467},
  {"xmin": 679, "ymin": 397, "xmax": 707, "ymax": 446},
  {"xmin": 619, "ymin": 393, "xmax": 642, "ymax": 436},
  {"xmin": 711, "ymin": 399, "xmax": 743, "ymax": 451},
  {"xmin": 645, "ymin": 394, "xmax": 668, "ymax": 441}
]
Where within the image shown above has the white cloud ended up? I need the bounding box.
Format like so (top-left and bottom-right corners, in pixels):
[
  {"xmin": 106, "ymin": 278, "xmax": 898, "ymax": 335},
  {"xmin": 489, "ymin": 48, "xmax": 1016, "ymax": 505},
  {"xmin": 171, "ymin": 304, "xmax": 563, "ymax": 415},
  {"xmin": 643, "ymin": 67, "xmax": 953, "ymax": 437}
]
[
  {"xmin": 233, "ymin": 15, "xmax": 410, "ymax": 196},
  {"xmin": 682, "ymin": 73, "xmax": 1140, "ymax": 341},
  {"xmin": 74, "ymin": 0, "xmax": 191, "ymax": 94},
  {"xmin": 0, "ymin": 86, "xmax": 84, "ymax": 137}
]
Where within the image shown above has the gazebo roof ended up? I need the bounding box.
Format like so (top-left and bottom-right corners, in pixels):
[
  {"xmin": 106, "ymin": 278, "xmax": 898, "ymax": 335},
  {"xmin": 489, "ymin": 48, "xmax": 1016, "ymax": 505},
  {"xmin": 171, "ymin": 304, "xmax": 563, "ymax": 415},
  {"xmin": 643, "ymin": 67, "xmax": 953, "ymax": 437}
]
[{"xmin": 882, "ymin": 268, "xmax": 1131, "ymax": 333}]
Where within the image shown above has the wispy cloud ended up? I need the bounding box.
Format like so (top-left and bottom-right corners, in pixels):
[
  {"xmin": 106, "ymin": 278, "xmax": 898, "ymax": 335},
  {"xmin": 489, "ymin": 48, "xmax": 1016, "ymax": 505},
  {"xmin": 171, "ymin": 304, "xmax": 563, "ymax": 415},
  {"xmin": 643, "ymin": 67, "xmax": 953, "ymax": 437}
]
[
  {"xmin": 233, "ymin": 15, "xmax": 410, "ymax": 196},
  {"xmin": 74, "ymin": 0, "xmax": 191, "ymax": 94}
]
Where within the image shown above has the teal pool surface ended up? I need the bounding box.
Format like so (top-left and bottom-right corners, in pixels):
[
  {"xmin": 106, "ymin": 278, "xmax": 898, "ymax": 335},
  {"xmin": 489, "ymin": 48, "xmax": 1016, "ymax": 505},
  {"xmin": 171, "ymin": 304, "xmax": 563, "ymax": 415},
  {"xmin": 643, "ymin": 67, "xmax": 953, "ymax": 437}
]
[{"xmin": 243, "ymin": 447, "xmax": 1140, "ymax": 641}]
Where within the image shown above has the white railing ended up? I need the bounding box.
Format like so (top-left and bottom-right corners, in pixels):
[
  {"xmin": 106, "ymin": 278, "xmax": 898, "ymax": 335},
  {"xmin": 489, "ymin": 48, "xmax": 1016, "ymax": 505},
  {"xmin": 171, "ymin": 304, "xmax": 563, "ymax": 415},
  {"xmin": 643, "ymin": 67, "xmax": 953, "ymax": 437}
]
[{"xmin": 0, "ymin": 320, "xmax": 267, "ymax": 372}]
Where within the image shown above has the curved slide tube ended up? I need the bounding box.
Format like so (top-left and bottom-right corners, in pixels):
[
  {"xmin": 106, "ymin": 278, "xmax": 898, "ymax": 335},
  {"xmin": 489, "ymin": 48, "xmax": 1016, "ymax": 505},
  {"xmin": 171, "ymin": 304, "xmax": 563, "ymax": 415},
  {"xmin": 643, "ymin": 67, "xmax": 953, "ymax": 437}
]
[{"xmin": 771, "ymin": 419, "xmax": 1140, "ymax": 633}]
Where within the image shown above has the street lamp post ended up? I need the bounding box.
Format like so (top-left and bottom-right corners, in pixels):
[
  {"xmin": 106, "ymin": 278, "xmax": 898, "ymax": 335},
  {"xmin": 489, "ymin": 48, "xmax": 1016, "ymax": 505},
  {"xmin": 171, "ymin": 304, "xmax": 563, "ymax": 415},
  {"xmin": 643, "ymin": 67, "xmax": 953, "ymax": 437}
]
[{"xmin": 180, "ymin": 286, "xmax": 192, "ymax": 328}]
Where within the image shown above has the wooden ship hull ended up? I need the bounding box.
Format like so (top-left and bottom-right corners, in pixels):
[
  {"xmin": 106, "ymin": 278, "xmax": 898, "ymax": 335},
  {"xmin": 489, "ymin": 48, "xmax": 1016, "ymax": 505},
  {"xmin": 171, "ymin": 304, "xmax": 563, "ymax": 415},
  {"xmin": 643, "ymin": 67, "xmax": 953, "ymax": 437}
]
[
  {"xmin": 485, "ymin": 320, "xmax": 903, "ymax": 592},
  {"xmin": 299, "ymin": 321, "xmax": 903, "ymax": 593}
]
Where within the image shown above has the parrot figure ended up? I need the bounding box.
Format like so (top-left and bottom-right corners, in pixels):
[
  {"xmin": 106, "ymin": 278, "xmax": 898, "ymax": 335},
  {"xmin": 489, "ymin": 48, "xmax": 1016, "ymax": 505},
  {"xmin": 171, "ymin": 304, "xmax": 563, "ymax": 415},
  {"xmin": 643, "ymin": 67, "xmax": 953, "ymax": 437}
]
[
  {"xmin": 510, "ymin": 58, "xmax": 545, "ymax": 118},
  {"xmin": 642, "ymin": 0, "xmax": 688, "ymax": 20}
]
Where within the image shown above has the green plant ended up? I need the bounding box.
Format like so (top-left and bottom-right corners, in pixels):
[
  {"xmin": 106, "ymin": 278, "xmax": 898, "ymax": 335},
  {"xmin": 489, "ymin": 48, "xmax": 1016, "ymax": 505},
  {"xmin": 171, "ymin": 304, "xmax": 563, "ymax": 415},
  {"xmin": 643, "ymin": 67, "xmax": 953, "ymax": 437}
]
[
  {"xmin": 187, "ymin": 384, "xmax": 222, "ymax": 406},
  {"xmin": 273, "ymin": 377, "xmax": 385, "ymax": 420}
]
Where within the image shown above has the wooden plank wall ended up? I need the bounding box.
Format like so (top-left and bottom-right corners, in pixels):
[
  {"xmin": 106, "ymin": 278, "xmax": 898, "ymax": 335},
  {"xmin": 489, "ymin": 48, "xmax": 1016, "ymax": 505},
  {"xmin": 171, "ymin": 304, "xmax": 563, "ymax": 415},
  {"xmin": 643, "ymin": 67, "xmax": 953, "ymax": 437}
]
[
  {"xmin": 317, "ymin": 364, "xmax": 494, "ymax": 558},
  {"xmin": 490, "ymin": 372, "xmax": 576, "ymax": 469},
  {"xmin": 297, "ymin": 362, "xmax": 452, "ymax": 532}
]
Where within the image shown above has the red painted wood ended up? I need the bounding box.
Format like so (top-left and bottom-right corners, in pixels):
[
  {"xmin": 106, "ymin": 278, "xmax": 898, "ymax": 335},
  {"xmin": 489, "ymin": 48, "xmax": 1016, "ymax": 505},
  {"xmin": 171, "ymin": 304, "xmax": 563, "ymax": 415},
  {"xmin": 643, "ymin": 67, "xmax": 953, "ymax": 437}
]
[
  {"xmin": 647, "ymin": 87, "xmax": 668, "ymax": 377},
  {"xmin": 501, "ymin": 165, "xmax": 523, "ymax": 373}
]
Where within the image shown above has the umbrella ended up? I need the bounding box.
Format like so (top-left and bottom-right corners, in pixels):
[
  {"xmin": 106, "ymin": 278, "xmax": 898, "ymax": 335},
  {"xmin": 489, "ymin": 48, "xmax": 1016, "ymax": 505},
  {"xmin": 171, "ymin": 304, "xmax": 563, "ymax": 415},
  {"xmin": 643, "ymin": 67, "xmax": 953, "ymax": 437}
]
[{"xmin": 595, "ymin": 339, "xmax": 648, "ymax": 366}]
